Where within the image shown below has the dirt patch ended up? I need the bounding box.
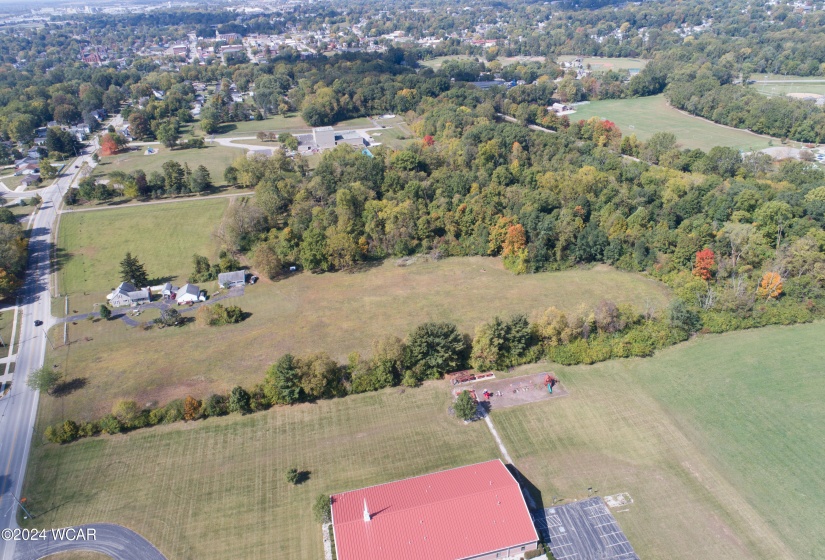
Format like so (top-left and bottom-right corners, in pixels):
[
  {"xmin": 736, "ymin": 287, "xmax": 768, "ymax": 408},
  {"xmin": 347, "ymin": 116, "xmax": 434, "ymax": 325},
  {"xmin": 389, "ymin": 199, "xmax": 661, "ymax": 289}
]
[
  {"xmin": 604, "ymin": 492, "xmax": 633, "ymax": 508},
  {"xmin": 451, "ymin": 372, "xmax": 568, "ymax": 410}
]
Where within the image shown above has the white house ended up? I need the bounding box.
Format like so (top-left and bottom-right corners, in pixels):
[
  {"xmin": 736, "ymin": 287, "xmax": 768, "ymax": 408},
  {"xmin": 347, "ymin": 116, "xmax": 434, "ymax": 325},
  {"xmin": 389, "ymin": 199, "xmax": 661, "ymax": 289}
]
[
  {"xmin": 108, "ymin": 282, "xmax": 151, "ymax": 307},
  {"xmin": 175, "ymin": 283, "xmax": 204, "ymax": 304},
  {"xmin": 218, "ymin": 270, "xmax": 245, "ymax": 288}
]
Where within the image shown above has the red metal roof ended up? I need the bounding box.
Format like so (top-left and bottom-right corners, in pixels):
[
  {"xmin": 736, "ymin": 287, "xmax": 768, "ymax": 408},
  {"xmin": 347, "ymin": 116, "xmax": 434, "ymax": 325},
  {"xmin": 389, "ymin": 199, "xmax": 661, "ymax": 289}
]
[{"xmin": 331, "ymin": 459, "xmax": 538, "ymax": 560}]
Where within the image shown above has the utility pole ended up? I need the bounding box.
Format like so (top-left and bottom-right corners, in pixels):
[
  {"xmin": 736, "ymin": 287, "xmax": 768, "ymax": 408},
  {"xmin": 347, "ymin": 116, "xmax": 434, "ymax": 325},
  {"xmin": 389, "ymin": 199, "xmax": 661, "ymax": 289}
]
[
  {"xmin": 11, "ymin": 492, "xmax": 34, "ymax": 519},
  {"xmin": 42, "ymin": 329, "xmax": 55, "ymax": 351}
]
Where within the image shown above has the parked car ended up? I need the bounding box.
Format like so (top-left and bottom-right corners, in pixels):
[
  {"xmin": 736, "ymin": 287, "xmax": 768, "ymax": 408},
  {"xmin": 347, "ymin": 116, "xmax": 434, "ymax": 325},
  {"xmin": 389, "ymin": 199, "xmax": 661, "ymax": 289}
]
[{"xmin": 33, "ymin": 319, "xmax": 43, "ymax": 326}]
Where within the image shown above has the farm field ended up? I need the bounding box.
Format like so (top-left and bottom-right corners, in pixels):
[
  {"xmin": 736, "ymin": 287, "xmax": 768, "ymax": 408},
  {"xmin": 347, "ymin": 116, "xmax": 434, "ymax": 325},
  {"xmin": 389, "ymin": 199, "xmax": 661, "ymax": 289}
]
[
  {"xmin": 94, "ymin": 144, "xmax": 243, "ymax": 186},
  {"xmin": 56, "ymin": 198, "xmax": 229, "ymax": 313},
  {"xmin": 572, "ymin": 95, "xmax": 777, "ymax": 151},
  {"xmin": 26, "ymin": 321, "xmax": 824, "ymax": 559},
  {"xmin": 556, "ymin": 55, "xmax": 648, "ymax": 72},
  {"xmin": 47, "ymin": 230, "xmax": 671, "ymax": 425}
]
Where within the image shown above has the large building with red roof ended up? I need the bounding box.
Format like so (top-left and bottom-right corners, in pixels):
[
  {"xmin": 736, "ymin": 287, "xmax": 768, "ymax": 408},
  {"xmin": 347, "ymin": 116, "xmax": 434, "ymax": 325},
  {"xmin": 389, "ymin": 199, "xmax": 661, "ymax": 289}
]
[{"xmin": 331, "ymin": 459, "xmax": 539, "ymax": 560}]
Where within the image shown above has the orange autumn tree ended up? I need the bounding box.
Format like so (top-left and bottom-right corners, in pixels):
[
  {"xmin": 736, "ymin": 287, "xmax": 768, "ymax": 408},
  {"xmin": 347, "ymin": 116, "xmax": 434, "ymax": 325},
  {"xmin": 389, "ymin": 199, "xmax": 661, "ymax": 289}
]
[
  {"xmin": 758, "ymin": 271, "xmax": 783, "ymax": 300},
  {"xmin": 692, "ymin": 248, "xmax": 715, "ymax": 281},
  {"xmin": 183, "ymin": 395, "xmax": 201, "ymax": 421},
  {"xmin": 502, "ymin": 224, "xmax": 528, "ymax": 274}
]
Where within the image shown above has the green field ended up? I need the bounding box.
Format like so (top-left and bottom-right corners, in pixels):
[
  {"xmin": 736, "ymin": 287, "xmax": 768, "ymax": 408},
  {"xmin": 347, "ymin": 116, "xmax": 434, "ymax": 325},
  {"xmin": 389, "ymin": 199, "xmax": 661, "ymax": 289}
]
[
  {"xmin": 419, "ymin": 55, "xmax": 479, "ymax": 70},
  {"xmin": 57, "ymin": 199, "xmax": 229, "ymax": 307},
  {"xmin": 26, "ymin": 320, "xmax": 824, "ymax": 559},
  {"xmin": 370, "ymin": 126, "xmax": 415, "ymax": 149},
  {"xmin": 202, "ymin": 113, "xmax": 308, "ymax": 137},
  {"xmin": 573, "ymin": 95, "xmax": 777, "ymax": 151},
  {"xmin": 95, "ymin": 145, "xmax": 243, "ymax": 186},
  {"xmin": 556, "ymin": 55, "xmax": 648, "ymax": 72},
  {"xmin": 44, "ymin": 255, "xmax": 670, "ymax": 426},
  {"xmin": 25, "ymin": 383, "xmax": 499, "ymax": 560},
  {"xmin": 752, "ymin": 81, "xmax": 825, "ymax": 97}
]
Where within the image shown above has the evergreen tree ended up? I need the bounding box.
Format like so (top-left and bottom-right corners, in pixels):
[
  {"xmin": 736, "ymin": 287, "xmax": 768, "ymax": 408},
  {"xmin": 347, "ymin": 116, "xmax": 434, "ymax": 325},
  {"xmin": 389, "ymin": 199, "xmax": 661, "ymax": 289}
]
[{"xmin": 120, "ymin": 252, "xmax": 149, "ymax": 286}]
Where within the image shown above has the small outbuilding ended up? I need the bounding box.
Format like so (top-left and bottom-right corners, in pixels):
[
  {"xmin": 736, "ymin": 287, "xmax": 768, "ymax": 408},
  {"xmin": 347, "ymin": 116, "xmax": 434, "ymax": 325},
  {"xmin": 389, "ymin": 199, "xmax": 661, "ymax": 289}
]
[
  {"xmin": 175, "ymin": 283, "xmax": 203, "ymax": 304},
  {"xmin": 218, "ymin": 270, "xmax": 245, "ymax": 289}
]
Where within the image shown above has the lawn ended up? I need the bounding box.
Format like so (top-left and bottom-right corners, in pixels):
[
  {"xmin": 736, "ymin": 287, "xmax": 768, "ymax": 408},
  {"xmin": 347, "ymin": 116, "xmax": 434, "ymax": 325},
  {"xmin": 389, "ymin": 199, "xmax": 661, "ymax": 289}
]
[
  {"xmin": 419, "ymin": 54, "xmax": 479, "ymax": 70},
  {"xmin": 556, "ymin": 55, "xmax": 648, "ymax": 72},
  {"xmin": 752, "ymin": 81, "xmax": 825, "ymax": 97},
  {"xmin": 25, "ymin": 321, "xmax": 824, "ymax": 559},
  {"xmin": 24, "ymin": 383, "xmax": 499, "ymax": 560},
  {"xmin": 56, "ymin": 199, "xmax": 229, "ymax": 313},
  {"xmin": 94, "ymin": 145, "xmax": 243, "ymax": 187},
  {"xmin": 42, "ymin": 256, "xmax": 670, "ymax": 426},
  {"xmin": 572, "ymin": 95, "xmax": 778, "ymax": 151},
  {"xmin": 203, "ymin": 113, "xmax": 308, "ymax": 137},
  {"xmin": 0, "ymin": 306, "xmax": 15, "ymax": 360},
  {"xmin": 370, "ymin": 126, "xmax": 415, "ymax": 149}
]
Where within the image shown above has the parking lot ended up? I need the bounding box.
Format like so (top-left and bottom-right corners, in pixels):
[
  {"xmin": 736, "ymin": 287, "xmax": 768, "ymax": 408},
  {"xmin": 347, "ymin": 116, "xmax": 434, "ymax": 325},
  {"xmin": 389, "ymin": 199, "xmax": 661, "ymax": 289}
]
[{"xmin": 533, "ymin": 497, "xmax": 639, "ymax": 560}]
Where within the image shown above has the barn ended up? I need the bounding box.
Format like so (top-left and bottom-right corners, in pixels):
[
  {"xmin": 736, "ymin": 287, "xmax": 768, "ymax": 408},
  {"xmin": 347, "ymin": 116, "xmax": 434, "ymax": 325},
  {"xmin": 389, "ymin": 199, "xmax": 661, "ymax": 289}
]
[{"xmin": 331, "ymin": 459, "xmax": 539, "ymax": 560}]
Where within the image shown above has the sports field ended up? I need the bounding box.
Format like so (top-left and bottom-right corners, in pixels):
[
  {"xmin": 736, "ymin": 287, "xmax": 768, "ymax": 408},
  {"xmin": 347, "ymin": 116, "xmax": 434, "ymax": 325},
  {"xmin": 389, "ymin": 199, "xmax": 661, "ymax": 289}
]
[
  {"xmin": 572, "ymin": 95, "xmax": 777, "ymax": 151},
  {"xmin": 556, "ymin": 55, "xmax": 648, "ymax": 72},
  {"xmin": 25, "ymin": 321, "xmax": 824, "ymax": 559},
  {"xmin": 419, "ymin": 55, "xmax": 479, "ymax": 70},
  {"xmin": 752, "ymin": 81, "xmax": 825, "ymax": 97}
]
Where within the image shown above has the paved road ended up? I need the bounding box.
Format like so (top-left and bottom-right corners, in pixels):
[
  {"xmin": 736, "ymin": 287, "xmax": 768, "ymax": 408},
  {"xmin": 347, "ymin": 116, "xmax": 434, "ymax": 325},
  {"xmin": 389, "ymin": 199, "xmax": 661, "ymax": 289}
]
[
  {"xmin": 0, "ymin": 139, "xmax": 98, "ymax": 560},
  {"xmin": 14, "ymin": 523, "xmax": 167, "ymax": 560}
]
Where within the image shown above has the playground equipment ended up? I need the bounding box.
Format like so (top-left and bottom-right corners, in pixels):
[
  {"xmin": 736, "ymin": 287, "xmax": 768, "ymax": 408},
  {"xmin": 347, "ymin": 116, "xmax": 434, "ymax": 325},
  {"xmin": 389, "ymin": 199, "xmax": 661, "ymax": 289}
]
[{"xmin": 544, "ymin": 373, "xmax": 558, "ymax": 393}]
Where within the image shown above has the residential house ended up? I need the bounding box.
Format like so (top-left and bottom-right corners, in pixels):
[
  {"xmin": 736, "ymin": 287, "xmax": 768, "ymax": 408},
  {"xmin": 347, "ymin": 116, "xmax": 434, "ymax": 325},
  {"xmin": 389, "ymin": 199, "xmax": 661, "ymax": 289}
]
[
  {"xmin": 21, "ymin": 174, "xmax": 40, "ymax": 188},
  {"xmin": 108, "ymin": 282, "xmax": 151, "ymax": 307},
  {"xmin": 218, "ymin": 270, "xmax": 245, "ymax": 288}
]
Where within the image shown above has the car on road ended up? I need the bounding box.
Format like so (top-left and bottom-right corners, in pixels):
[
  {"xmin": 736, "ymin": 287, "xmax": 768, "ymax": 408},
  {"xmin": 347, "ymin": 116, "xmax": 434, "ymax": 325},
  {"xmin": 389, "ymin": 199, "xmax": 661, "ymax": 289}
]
[{"xmin": 33, "ymin": 319, "xmax": 43, "ymax": 326}]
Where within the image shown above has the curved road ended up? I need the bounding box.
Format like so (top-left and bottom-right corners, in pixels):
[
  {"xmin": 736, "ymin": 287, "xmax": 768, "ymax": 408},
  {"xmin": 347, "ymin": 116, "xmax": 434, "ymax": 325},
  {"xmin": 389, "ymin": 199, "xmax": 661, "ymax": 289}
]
[{"xmin": 13, "ymin": 523, "xmax": 167, "ymax": 560}]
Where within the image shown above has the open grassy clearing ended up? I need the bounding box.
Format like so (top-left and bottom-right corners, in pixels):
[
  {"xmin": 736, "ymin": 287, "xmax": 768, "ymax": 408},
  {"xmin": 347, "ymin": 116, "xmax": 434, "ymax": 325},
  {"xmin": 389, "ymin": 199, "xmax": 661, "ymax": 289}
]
[
  {"xmin": 26, "ymin": 322, "xmax": 823, "ymax": 559},
  {"xmin": 57, "ymin": 199, "xmax": 229, "ymax": 313},
  {"xmin": 203, "ymin": 113, "xmax": 308, "ymax": 137},
  {"xmin": 752, "ymin": 82, "xmax": 825, "ymax": 97},
  {"xmin": 495, "ymin": 321, "xmax": 825, "ymax": 559},
  {"xmin": 24, "ymin": 383, "xmax": 500, "ymax": 560},
  {"xmin": 43, "ymin": 553, "xmax": 109, "ymax": 560},
  {"xmin": 556, "ymin": 55, "xmax": 648, "ymax": 71},
  {"xmin": 93, "ymin": 144, "xmax": 243, "ymax": 186},
  {"xmin": 370, "ymin": 126, "xmax": 415, "ymax": 149},
  {"xmin": 572, "ymin": 95, "xmax": 777, "ymax": 151},
  {"xmin": 45, "ymin": 253, "xmax": 670, "ymax": 426},
  {"xmin": 1, "ymin": 174, "xmax": 25, "ymax": 190},
  {"xmin": 419, "ymin": 54, "xmax": 479, "ymax": 70},
  {"xmin": 498, "ymin": 55, "xmax": 547, "ymax": 66}
]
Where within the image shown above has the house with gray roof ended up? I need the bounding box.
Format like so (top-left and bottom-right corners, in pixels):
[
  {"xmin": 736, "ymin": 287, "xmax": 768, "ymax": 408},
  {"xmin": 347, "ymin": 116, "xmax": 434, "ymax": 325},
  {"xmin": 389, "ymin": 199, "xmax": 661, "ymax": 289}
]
[
  {"xmin": 218, "ymin": 270, "xmax": 246, "ymax": 288},
  {"xmin": 108, "ymin": 281, "xmax": 151, "ymax": 307},
  {"xmin": 175, "ymin": 283, "xmax": 204, "ymax": 304}
]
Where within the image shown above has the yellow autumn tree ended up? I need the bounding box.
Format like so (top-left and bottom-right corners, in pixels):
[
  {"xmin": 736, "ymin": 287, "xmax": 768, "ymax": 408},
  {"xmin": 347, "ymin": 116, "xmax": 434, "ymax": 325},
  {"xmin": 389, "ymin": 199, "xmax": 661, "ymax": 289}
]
[{"xmin": 758, "ymin": 271, "xmax": 783, "ymax": 300}]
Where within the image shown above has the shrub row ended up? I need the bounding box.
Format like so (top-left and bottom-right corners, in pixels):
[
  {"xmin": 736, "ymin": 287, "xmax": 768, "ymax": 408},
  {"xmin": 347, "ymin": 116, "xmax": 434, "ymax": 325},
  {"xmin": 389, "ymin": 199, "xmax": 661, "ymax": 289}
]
[{"xmin": 44, "ymin": 295, "xmax": 825, "ymax": 444}]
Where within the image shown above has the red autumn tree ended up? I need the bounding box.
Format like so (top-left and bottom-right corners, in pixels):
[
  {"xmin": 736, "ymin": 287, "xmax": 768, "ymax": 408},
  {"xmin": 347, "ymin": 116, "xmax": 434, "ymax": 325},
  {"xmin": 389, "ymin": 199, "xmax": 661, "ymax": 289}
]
[
  {"xmin": 692, "ymin": 248, "xmax": 715, "ymax": 281},
  {"xmin": 99, "ymin": 133, "xmax": 127, "ymax": 156},
  {"xmin": 422, "ymin": 135, "xmax": 435, "ymax": 147}
]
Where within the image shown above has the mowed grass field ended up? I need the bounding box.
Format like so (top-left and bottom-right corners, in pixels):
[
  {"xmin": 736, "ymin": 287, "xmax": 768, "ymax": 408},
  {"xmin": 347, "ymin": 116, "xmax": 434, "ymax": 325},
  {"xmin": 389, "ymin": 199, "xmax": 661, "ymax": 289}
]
[
  {"xmin": 203, "ymin": 113, "xmax": 308, "ymax": 137},
  {"xmin": 57, "ymin": 199, "xmax": 229, "ymax": 312},
  {"xmin": 94, "ymin": 144, "xmax": 243, "ymax": 186},
  {"xmin": 25, "ymin": 322, "xmax": 825, "ymax": 559},
  {"xmin": 752, "ymin": 81, "xmax": 825, "ymax": 97},
  {"xmin": 556, "ymin": 55, "xmax": 648, "ymax": 71},
  {"xmin": 572, "ymin": 94, "xmax": 777, "ymax": 151},
  {"xmin": 44, "ymin": 257, "xmax": 670, "ymax": 425},
  {"xmin": 24, "ymin": 384, "xmax": 500, "ymax": 560}
]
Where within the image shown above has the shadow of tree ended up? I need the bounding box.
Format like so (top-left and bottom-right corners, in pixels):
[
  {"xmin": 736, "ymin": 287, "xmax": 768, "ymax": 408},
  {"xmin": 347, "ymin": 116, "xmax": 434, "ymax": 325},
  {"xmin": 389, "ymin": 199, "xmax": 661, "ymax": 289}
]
[{"xmin": 52, "ymin": 377, "xmax": 87, "ymax": 397}]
